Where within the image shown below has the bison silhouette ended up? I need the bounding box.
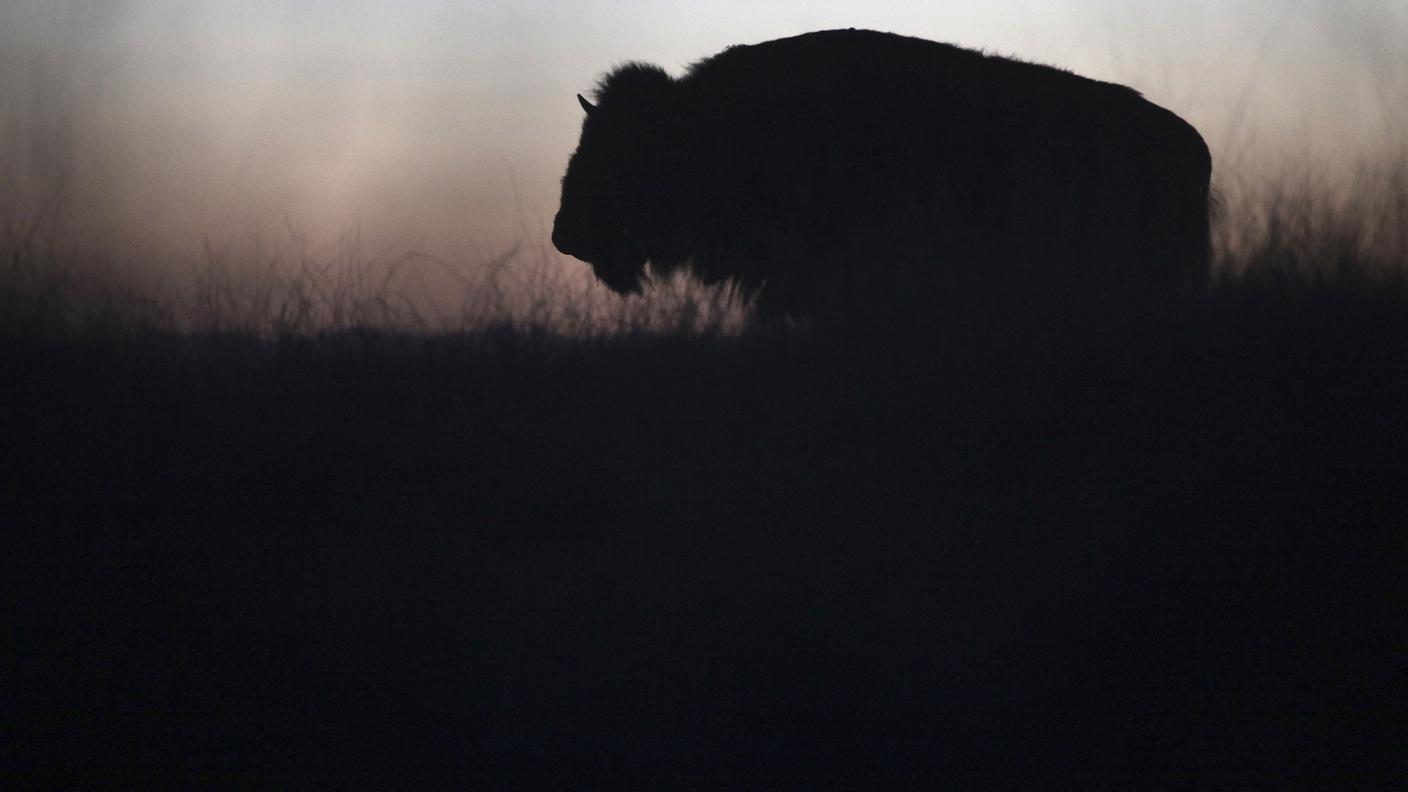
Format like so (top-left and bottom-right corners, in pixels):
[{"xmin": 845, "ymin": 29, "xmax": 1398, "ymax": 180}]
[{"xmin": 553, "ymin": 29, "xmax": 1212, "ymax": 320}]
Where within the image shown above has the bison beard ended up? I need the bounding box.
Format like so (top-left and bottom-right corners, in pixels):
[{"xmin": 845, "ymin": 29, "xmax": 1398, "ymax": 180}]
[{"xmin": 553, "ymin": 29, "xmax": 1212, "ymax": 322}]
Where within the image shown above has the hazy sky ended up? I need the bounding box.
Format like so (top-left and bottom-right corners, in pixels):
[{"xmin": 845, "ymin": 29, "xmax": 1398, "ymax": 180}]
[{"xmin": 2, "ymin": 1, "xmax": 1404, "ymax": 282}]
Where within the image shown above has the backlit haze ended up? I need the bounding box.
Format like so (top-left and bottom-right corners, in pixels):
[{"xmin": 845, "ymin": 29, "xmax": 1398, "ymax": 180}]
[{"xmin": 3, "ymin": 1, "xmax": 1404, "ymax": 317}]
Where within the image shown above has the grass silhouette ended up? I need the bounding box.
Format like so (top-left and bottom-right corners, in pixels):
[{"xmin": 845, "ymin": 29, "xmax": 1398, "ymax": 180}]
[{"xmin": 3, "ymin": 168, "xmax": 1407, "ymax": 787}]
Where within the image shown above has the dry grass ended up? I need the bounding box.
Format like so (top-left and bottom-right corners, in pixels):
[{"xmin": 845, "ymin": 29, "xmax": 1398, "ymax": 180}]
[
  {"xmin": 4, "ymin": 157, "xmax": 1407, "ymax": 346},
  {"xmin": 6, "ymin": 161, "xmax": 1407, "ymax": 787},
  {"xmin": 1, "ymin": 205, "xmax": 746, "ymax": 342}
]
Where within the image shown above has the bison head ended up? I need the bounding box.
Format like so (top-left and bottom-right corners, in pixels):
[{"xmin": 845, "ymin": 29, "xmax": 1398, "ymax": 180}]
[{"xmin": 552, "ymin": 64, "xmax": 683, "ymax": 296}]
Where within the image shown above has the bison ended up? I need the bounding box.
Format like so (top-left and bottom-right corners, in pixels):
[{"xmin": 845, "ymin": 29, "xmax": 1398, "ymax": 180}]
[{"xmin": 552, "ymin": 29, "xmax": 1212, "ymax": 321}]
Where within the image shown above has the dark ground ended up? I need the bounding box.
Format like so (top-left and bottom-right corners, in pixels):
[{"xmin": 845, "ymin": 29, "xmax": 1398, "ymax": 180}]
[{"xmin": 3, "ymin": 290, "xmax": 1406, "ymax": 788}]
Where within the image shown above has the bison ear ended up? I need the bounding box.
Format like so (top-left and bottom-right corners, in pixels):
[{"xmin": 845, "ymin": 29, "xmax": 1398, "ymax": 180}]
[{"xmin": 577, "ymin": 94, "xmax": 596, "ymax": 115}]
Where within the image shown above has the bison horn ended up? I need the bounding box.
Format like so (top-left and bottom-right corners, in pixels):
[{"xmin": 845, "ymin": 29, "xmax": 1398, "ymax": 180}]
[{"xmin": 577, "ymin": 94, "xmax": 596, "ymax": 115}]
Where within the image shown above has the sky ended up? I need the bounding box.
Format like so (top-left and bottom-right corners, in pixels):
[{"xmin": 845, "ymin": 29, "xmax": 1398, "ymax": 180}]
[{"xmin": 1, "ymin": 1, "xmax": 1404, "ymax": 302}]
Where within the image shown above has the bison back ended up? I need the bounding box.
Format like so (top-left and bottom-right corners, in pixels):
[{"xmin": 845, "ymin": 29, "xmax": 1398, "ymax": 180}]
[{"xmin": 674, "ymin": 30, "xmax": 1211, "ymax": 320}]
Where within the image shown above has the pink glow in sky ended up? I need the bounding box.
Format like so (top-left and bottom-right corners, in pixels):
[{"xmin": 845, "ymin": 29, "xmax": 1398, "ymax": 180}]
[{"xmin": 2, "ymin": 1, "xmax": 1404, "ymax": 300}]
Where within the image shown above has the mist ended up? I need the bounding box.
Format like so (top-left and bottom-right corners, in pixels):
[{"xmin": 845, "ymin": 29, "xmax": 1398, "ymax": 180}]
[{"xmin": 2, "ymin": 1, "xmax": 1404, "ymax": 298}]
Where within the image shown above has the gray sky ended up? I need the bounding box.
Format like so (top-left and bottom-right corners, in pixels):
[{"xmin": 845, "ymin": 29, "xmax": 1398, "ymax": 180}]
[{"xmin": 1, "ymin": 1, "xmax": 1404, "ymax": 287}]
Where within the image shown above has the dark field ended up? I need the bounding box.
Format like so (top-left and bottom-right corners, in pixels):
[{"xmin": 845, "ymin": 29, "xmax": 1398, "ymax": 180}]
[{"xmin": 4, "ymin": 220, "xmax": 1408, "ymax": 786}]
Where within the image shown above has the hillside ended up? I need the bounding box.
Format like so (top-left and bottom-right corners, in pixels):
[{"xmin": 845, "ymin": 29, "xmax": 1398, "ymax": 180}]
[{"xmin": 5, "ymin": 276, "xmax": 1407, "ymax": 787}]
